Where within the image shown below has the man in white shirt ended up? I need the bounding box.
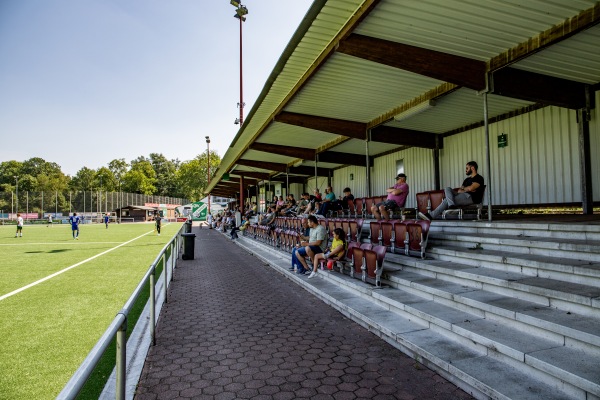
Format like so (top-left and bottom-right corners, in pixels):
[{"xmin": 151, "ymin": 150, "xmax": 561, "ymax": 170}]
[{"xmin": 15, "ymin": 213, "xmax": 23, "ymax": 237}]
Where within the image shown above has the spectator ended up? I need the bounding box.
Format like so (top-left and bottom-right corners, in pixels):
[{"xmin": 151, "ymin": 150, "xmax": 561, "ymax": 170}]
[
  {"xmin": 291, "ymin": 215, "xmax": 327, "ymax": 275},
  {"xmin": 259, "ymin": 206, "xmax": 277, "ymax": 226},
  {"xmin": 340, "ymin": 187, "xmax": 355, "ymax": 210},
  {"xmin": 296, "ymin": 193, "xmax": 310, "ymax": 215},
  {"xmin": 309, "ymin": 228, "xmax": 347, "ymax": 278},
  {"xmin": 372, "ymin": 173, "xmax": 409, "ymax": 220},
  {"xmin": 419, "ymin": 161, "xmax": 485, "ymax": 221},
  {"xmin": 317, "ymin": 186, "xmax": 337, "ymax": 216}
]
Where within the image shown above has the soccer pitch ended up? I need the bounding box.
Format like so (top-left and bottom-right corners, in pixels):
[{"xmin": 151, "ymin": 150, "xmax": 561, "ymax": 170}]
[{"xmin": 0, "ymin": 221, "xmax": 183, "ymax": 400}]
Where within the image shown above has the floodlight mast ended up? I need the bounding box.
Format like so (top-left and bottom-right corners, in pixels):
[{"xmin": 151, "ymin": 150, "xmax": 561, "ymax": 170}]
[{"xmin": 231, "ymin": 2, "xmax": 248, "ymax": 126}]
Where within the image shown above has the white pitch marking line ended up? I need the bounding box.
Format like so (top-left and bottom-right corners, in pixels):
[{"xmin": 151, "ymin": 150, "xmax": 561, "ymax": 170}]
[{"xmin": 0, "ymin": 230, "xmax": 158, "ymax": 302}]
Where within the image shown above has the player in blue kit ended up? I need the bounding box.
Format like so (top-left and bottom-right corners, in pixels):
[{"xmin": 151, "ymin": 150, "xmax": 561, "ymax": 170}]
[
  {"xmin": 104, "ymin": 213, "xmax": 109, "ymax": 229},
  {"xmin": 69, "ymin": 212, "xmax": 81, "ymax": 240}
]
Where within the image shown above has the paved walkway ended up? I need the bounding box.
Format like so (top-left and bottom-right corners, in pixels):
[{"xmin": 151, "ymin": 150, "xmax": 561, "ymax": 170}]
[{"xmin": 135, "ymin": 227, "xmax": 474, "ymax": 400}]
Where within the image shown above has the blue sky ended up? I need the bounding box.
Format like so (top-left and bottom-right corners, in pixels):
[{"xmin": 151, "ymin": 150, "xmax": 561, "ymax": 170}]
[{"xmin": 0, "ymin": 0, "xmax": 314, "ymax": 176}]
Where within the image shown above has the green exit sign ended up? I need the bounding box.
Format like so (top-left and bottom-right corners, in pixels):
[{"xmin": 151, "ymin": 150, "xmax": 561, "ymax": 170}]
[{"xmin": 498, "ymin": 133, "xmax": 508, "ymax": 148}]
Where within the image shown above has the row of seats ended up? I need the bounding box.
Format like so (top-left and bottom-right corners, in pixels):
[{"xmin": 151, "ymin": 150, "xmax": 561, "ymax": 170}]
[
  {"xmin": 242, "ymin": 224, "xmax": 388, "ymax": 287},
  {"xmin": 326, "ymin": 196, "xmax": 405, "ymax": 219},
  {"xmin": 368, "ymin": 219, "xmax": 430, "ymax": 259},
  {"xmin": 324, "ymin": 242, "xmax": 387, "ymax": 287},
  {"xmin": 268, "ymin": 216, "xmax": 430, "ymax": 259},
  {"xmin": 416, "ymin": 187, "xmax": 486, "ymax": 220}
]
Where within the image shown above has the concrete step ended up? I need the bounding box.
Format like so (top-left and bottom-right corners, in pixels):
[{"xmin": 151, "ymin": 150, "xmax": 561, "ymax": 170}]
[
  {"xmin": 427, "ymin": 245, "xmax": 600, "ymax": 288},
  {"xmin": 235, "ymin": 234, "xmax": 596, "ymax": 399},
  {"xmin": 380, "ymin": 255, "xmax": 600, "ymax": 346},
  {"xmin": 429, "ymin": 232, "xmax": 600, "ymax": 262},
  {"xmin": 429, "ymin": 221, "xmax": 600, "ymax": 241}
]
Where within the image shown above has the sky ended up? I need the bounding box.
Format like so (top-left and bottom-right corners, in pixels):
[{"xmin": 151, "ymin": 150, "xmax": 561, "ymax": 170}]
[{"xmin": 0, "ymin": 0, "xmax": 314, "ymax": 176}]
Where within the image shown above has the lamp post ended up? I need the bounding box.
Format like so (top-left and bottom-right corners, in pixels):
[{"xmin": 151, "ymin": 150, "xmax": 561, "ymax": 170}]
[
  {"xmin": 14, "ymin": 176, "xmax": 18, "ymax": 217},
  {"xmin": 231, "ymin": 1, "xmax": 248, "ymax": 126},
  {"xmin": 206, "ymin": 136, "xmax": 211, "ymax": 215}
]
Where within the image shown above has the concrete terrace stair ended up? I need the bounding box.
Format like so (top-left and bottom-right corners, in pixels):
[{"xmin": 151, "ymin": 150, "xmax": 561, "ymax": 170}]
[{"xmin": 233, "ymin": 220, "xmax": 600, "ymax": 400}]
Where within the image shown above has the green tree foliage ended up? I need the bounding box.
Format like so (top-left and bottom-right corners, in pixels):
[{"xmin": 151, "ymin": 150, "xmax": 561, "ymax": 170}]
[
  {"xmin": 122, "ymin": 160, "xmax": 156, "ymax": 194},
  {"xmin": 176, "ymin": 150, "xmax": 220, "ymax": 201},
  {"xmin": 70, "ymin": 167, "xmax": 96, "ymax": 191},
  {"xmin": 0, "ymin": 152, "xmax": 221, "ymax": 200}
]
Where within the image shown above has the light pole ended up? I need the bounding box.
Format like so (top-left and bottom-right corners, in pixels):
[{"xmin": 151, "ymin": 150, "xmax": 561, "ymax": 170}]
[
  {"xmin": 206, "ymin": 136, "xmax": 211, "ymax": 215},
  {"xmin": 14, "ymin": 176, "xmax": 18, "ymax": 217},
  {"xmin": 231, "ymin": 1, "xmax": 248, "ymax": 126}
]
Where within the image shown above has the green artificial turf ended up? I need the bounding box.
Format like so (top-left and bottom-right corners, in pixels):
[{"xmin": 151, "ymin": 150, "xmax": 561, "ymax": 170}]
[{"xmin": 0, "ymin": 221, "xmax": 182, "ymax": 400}]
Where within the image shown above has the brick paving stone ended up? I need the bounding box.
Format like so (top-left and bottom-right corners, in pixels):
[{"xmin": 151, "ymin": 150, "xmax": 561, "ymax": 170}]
[{"xmin": 135, "ymin": 228, "xmax": 475, "ymax": 399}]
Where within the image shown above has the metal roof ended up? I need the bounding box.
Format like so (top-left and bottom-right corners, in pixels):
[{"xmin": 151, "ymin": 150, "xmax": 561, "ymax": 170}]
[{"xmin": 208, "ymin": 0, "xmax": 600, "ymax": 198}]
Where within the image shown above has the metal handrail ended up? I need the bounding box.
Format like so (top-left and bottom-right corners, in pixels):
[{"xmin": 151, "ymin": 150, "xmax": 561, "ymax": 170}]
[{"xmin": 57, "ymin": 224, "xmax": 185, "ymax": 400}]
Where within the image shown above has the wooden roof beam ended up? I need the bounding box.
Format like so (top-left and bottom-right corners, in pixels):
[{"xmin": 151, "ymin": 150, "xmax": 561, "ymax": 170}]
[
  {"xmin": 492, "ymin": 68, "xmax": 588, "ymax": 109},
  {"xmin": 230, "ymin": 171, "xmax": 271, "ymax": 180},
  {"xmin": 288, "ymin": 166, "xmax": 332, "ymax": 177},
  {"xmin": 338, "ymin": 34, "xmax": 486, "ymax": 90},
  {"xmin": 249, "ymin": 142, "xmax": 316, "ymax": 160},
  {"xmin": 275, "ymin": 111, "xmax": 367, "ymax": 140}
]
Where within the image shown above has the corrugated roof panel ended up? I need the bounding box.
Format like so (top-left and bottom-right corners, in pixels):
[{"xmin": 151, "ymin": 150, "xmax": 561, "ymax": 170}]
[
  {"xmin": 512, "ymin": 24, "xmax": 600, "ymax": 84},
  {"xmin": 330, "ymin": 138, "xmax": 401, "ymax": 156},
  {"xmin": 240, "ymin": 149, "xmax": 296, "ymax": 164},
  {"xmin": 387, "ymin": 88, "xmax": 534, "ymax": 133},
  {"xmin": 356, "ymin": 0, "xmax": 598, "ymax": 60},
  {"xmin": 286, "ymin": 53, "xmax": 444, "ymax": 121},
  {"xmin": 259, "ymin": 121, "xmax": 340, "ymax": 149}
]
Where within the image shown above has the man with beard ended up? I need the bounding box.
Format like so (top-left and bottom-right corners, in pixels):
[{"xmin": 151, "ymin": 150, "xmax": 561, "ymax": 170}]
[{"xmin": 419, "ymin": 161, "xmax": 484, "ymax": 221}]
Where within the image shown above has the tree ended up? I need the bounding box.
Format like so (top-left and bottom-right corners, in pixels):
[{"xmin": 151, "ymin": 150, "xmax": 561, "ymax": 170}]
[
  {"xmin": 149, "ymin": 153, "xmax": 177, "ymax": 196},
  {"xmin": 70, "ymin": 167, "xmax": 96, "ymax": 191},
  {"xmin": 95, "ymin": 167, "xmax": 117, "ymax": 192},
  {"xmin": 108, "ymin": 158, "xmax": 128, "ymax": 192},
  {"xmin": 176, "ymin": 151, "xmax": 220, "ymax": 201},
  {"xmin": 122, "ymin": 159, "xmax": 156, "ymax": 194}
]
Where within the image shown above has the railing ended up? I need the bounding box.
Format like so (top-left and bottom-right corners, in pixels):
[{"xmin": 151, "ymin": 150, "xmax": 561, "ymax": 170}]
[{"xmin": 57, "ymin": 224, "xmax": 185, "ymax": 400}]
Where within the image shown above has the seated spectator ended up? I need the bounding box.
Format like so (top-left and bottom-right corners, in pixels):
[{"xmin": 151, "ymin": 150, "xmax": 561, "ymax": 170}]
[
  {"xmin": 317, "ymin": 186, "xmax": 337, "ymax": 216},
  {"xmin": 340, "ymin": 187, "xmax": 354, "ymax": 210},
  {"xmin": 281, "ymin": 194, "xmax": 297, "ymax": 215},
  {"xmin": 296, "ymin": 193, "xmax": 310, "ymax": 215},
  {"xmin": 419, "ymin": 161, "xmax": 485, "ymax": 221},
  {"xmin": 290, "ymin": 215, "xmax": 327, "ymax": 274},
  {"xmin": 259, "ymin": 206, "xmax": 277, "ymax": 226},
  {"xmin": 244, "ymin": 202, "xmax": 257, "ymax": 218},
  {"xmin": 372, "ymin": 173, "xmax": 409, "ymax": 221},
  {"xmin": 309, "ymin": 228, "xmax": 347, "ymax": 278}
]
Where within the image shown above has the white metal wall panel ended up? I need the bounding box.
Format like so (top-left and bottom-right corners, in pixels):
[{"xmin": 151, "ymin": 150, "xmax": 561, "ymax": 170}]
[
  {"xmin": 441, "ymin": 106, "xmax": 582, "ymax": 206},
  {"xmin": 289, "ymin": 183, "xmax": 304, "ymax": 200},
  {"xmin": 306, "ymin": 176, "xmax": 330, "ymax": 194},
  {"xmin": 370, "ymin": 147, "xmax": 436, "ymax": 209},
  {"xmin": 332, "ymin": 166, "xmax": 368, "ymax": 198}
]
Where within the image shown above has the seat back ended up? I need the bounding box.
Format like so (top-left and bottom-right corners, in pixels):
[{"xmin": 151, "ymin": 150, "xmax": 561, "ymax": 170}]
[
  {"xmin": 364, "ymin": 197, "xmax": 375, "ymax": 217},
  {"xmin": 364, "ymin": 249, "xmax": 377, "ymax": 279},
  {"xmin": 369, "ymin": 221, "xmax": 381, "ymax": 245},
  {"xmin": 328, "ymin": 220, "xmax": 336, "ymax": 238},
  {"xmin": 393, "ymin": 222, "xmax": 408, "ymax": 255},
  {"xmin": 374, "ymin": 245, "xmax": 387, "ymax": 266},
  {"xmin": 348, "ymin": 220, "xmax": 359, "ymax": 242},
  {"xmin": 346, "ymin": 241, "xmax": 360, "ymax": 259},
  {"xmin": 406, "ymin": 222, "xmax": 428, "ymax": 258},
  {"xmin": 347, "ymin": 199, "xmax": 356, "ymax": 216},
  {"xmin": 429, "ymin": 190, "xmax": 445, "ymax": 210},
  {"xmin": 342, "ymin": 220, "xmax": 351, "ymax": 239},
  {"xmin": 380, "ymin": 221, "xmax": 393, "ymax": 247},
  {"xmin": 352, "ymin": 247, "xmax": 364, "ymax": 275},
  {"xmin": 416, "ymin": 192, "xmax": 430, "ymax": 214},
  {"xmin": 354, "ymin": 198, "xmax": 364, "ymax": 217}
]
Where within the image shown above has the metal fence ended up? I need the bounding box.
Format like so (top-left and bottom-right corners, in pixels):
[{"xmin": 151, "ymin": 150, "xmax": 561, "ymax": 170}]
[
  {"xmin": 57, "ymin": 224, "xmax": 185, "ymax": 399},
  {"xmin": 0, "ymin": 191, "xmax": 190, "ymax": 219}
]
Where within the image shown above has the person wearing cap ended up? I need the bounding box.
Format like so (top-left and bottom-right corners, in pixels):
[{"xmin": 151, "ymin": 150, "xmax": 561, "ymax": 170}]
[
  {"xmin": 419, "ymin": 161, "xmax": 484, "ymax": 221},
  {"xmin": 372, "ymin": 173, "xmax": 409, "ymax": 220}
]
